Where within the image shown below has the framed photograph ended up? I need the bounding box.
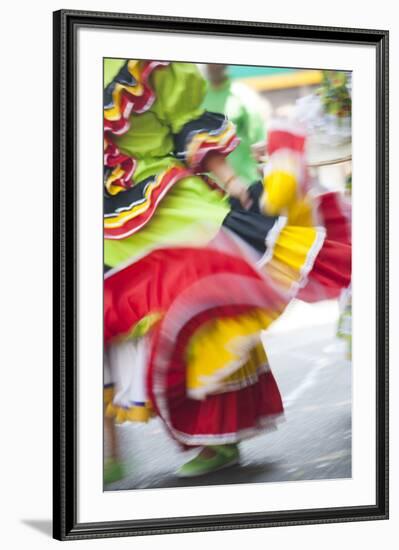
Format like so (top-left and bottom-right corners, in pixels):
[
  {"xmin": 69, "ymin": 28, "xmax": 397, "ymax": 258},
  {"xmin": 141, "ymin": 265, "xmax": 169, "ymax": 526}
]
[{"xmin": 53, "ymin": 9, "xmax": 389, "ymax": 540}]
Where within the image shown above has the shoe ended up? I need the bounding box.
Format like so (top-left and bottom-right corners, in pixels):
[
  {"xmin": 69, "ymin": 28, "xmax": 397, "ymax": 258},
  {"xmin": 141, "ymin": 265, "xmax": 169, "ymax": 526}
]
[
  {"xmin": 104, "ymin": 458, "xmax": 124, "ymax": 484},
  {"xmin": 176, "ymin": 444, "xmax": 239, "ymax": 478}
]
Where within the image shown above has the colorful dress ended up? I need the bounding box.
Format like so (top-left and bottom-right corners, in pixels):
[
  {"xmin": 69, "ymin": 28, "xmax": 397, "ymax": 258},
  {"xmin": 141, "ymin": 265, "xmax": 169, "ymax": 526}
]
[
  {"xmin": 103, "ymin": 59, "xmax": 351, "ymax": 447},
  {"xmin": 261, "ymin": 121, "xmax": 351, "ymax": 302}
]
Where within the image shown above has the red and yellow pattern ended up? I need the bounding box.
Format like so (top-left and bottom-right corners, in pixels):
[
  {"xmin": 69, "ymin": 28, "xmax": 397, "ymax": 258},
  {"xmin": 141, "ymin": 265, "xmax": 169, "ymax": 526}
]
[
  {"xmin": 104, "ymin": 60, "xmax": 169, "ymax": 134},
  {"xmin": 186, "ymin": 123, "xmax": 239, "ymax": 172},
  {"xmin": 104, "ymin": 166, "xmax": 192, "ymax": 240},
  {"xmin": 262, "ymin": 124, "xmax": 314, "ymax": 226},
  {"xmin": 104, "ymin": 386, "xmax": 155, "ymax": 424},
  {"xmin": 262, "ymin": 124, "xmax": 351, "ymax": 246},
  {"xmin": 258, "ymin": 219, "xmax": 351, "ymax": 301},
  {"xmin": 104, "ymin": 60, "xmax": 170, "ymax": 196},
  {"xmin": 185, "ymin": 310, "xmax": 275, "ymax": 399}
]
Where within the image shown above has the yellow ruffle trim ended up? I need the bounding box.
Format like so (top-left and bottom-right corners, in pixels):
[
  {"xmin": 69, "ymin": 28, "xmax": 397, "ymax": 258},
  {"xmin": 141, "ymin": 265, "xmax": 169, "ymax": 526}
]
[
  {"xmin": 104, "ymin": 61, "xmax": 144, "ymax": 123},
  {"xmin": 104, "ymin": 386, "xmax": 155, "ymax": 423},
  {"xmin": 186, "ymin": 122, "xmax": 236, "ymax": 168},
  {"xmin": 104, "ymin": 165, "xmax": 128, "ymax": 196},
  {"xmin": 185, "ymin": 309, "xmax": 277, "ymax": 399},
  {"xmin": 104, "ymin": 170, "xmax": 172, "ymax": 229},
  {"xmin": 104, "ymin": 386, "xmax": 115, "ymax": 406},
  {"xmin": 261, "ymin": 224, "xmax": 324, "ymax": 292},
  {"xmin": 104, "ymin": 390, "xmax": 155, "ymax": 424}
]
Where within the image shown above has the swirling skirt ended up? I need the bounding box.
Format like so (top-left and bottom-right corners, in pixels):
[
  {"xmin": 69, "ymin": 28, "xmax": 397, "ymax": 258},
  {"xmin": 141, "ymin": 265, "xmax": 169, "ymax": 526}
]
[{"xmin": 104, "ymin": 183, "xmax": 351, "ymax": 446}]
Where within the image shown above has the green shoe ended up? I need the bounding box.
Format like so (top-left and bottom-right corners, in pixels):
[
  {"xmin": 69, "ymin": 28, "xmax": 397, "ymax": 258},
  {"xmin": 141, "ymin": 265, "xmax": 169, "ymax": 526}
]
[
  {"xmin": 104, "ymin": 458, "xmax": 125, "ymax": 484},
  {"xmin": 176, "ymin": 444, "xmax": 239, "ymax": 478}
]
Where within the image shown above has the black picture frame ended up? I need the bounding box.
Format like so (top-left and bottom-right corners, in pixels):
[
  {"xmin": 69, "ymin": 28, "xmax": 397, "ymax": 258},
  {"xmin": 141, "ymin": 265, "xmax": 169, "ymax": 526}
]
[{"xmin": 53, "ymin": 9, "xmax": 389, "ymax": 541}]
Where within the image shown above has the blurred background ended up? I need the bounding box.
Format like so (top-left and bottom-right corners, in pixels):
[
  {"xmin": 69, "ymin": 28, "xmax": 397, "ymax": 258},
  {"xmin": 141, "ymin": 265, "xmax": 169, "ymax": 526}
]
[
  {"xmin": 206, "ymin": 64, "xmax": 321, "ymax": 113},
  {"xmin": 198, "ymin": 63, "xmax": 352, "ymax": 193}
]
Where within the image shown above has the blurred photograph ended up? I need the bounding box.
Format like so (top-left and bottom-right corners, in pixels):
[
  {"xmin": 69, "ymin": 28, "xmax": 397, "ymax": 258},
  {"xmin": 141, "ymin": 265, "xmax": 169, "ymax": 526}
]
[{"xmin": 103, "ymin": 59, "xmax": 352, "ymax": 490}]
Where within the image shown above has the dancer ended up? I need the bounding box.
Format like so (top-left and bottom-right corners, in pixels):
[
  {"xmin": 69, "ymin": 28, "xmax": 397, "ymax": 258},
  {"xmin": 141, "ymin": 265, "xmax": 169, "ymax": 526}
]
[
  {"xmin": 259, "ymin": 121, "xmax": 351, "ymax": 302},
  {"xmin": 203, "ymin": 63, "xmax": 267, "ymax": 186},
  {"xmin": 103, "ymin": 59, "xmax": 351, "ymax": 481}
]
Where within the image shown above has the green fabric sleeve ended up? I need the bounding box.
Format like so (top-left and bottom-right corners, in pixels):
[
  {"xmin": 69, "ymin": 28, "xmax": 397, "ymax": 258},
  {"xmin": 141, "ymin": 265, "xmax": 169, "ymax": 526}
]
[
  {"xmin": 113, "ymin": 111, "xmax": 173, "ymax": 159},
  {"xmin": 104, "ymin": 58, "xmax": 125, "ymax": 87},
  {"xmin": 151, "ymin": 63, "xmax": 207, "ymax": 133}
]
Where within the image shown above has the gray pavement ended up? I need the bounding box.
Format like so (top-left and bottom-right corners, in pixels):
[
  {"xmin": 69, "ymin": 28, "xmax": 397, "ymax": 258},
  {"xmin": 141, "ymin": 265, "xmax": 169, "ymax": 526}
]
[{"xmin": 105, "ymin": 302, "xmax": 351, "ymax": 491}]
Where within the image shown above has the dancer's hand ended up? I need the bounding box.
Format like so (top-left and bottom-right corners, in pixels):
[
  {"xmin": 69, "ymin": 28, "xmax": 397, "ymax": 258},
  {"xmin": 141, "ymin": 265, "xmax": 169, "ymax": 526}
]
[
  {"xmin": 225, "ymin": 177, "xmax": 253, "ymax": 209},
  {"xmin": 203, "ymin": 151, "xmax": 252, "ymax": 209}
]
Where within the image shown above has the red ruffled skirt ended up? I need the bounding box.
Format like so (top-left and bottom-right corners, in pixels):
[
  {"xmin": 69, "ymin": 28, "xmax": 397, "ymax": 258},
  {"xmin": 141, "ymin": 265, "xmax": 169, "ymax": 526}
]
[
  {"xmin": 315, "ymin": 191, "xmax": 351, "ymax": 245},
  {"xmin": 104, "ymin": 221, "xmax": 351, "ymax": 446}
]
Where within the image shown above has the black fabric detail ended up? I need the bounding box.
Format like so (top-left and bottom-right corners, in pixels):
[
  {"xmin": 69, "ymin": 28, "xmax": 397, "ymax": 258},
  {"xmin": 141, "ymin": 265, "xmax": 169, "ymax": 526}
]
[
  {"xmin": 173, "ymin": 111, "xmax": 227, "ymax": 160},
  {"xmin": 223, "ymin": 182, "xmax": 277, "ymax": 253},
  {"xmin": 228, "ymin": 181, "xmax": 264, "ymax": 215},
  {"xmin": 104, "ymin": 176, "xmax": 155, "ymax": 217},
  {"xmin": 104, "ymin": 61, "xmax": 137, "ymax": 109}
]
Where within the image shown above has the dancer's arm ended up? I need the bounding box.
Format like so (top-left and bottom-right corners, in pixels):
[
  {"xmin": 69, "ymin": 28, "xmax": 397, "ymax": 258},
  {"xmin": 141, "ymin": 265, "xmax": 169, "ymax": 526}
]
[{"xmin": 204, "ymin": 151, "xmax": 252, "ymax": 209}]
